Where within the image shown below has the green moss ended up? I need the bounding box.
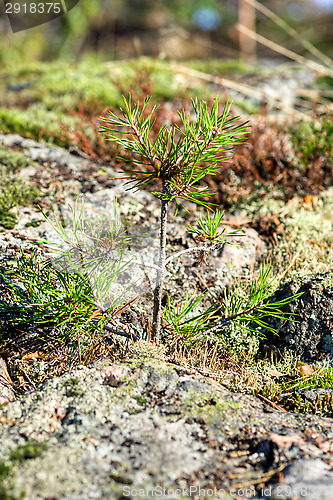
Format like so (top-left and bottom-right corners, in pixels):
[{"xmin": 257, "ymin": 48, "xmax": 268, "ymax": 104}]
[
  {"xmin": 133, "ymin": 395, "xmax": 147, "ymax": 406},
  {"xmin": 63, "ymin": 377, "xmax": 84, "ymax": 397},
  {"xmin": 290, "ymin": 115, "xmax": 333, "ymax": 167},
  {"xmin": 126, "ymin": 408, "xmax": 143, "ymax": 415},
  {"xmin": 228, "ymin": 183, "xmax": 333, "ymax": 281},
  {"xmin": 109, "ymin": 472, "xmax": 133, "ymax": 484},
  {"xmin": 182, "ymin": 390, "xmax": 243, "ymax": 424},
  {"xmin": 0, "ymin": 441, "xmax": 46, "ymax": 499},
  {"xmin": 316, "ymin": 75, "xmax": 333, "ymax": 92},
  {"xmin": 0, "ymin": 107, "xmax": 65, "ymax": 143},
  {"xmin": 0, "ymin": 155, "xmax": 39, "ymax": 229},
  {"xmin": 0, "ymin": 462, "xmax": 11, "ymax": 481},
  {"xmin": 187, "ymin": 58, "xmax": 261, "ymax": 76},
  {"xmin": 25, "ymin": 220, "xmax": 42, "ymax": 228},
  {"xmin": 235, "ymin": 353, "xmax": 333, "ymax": 418},
  {"xmin": 0, "ymin": 150, "xmax": 33, "ymax": 172},
  {"xmin": 9, "ymin": 441, "xmax": 48, "ymax": 462},
  {"xmin": 114, "ymin": 379, "xmax": 137, "ymax": 399},
  {"xmin": 0, "ymin": 57, "xmax": 262, "ymax": 145},
  {"xmin": 154, "ymin": 363, "xmax": 177, "ymax": 374},
  {"xmin": 0, "ymin": 484, "xmax": 22, "ymax": 500}
]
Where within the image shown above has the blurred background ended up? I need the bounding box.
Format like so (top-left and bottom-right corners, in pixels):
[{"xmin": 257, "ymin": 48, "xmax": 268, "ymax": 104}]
[{"xmin": 0, "ymin": 0, "xmax": 333, "ymax": 66}]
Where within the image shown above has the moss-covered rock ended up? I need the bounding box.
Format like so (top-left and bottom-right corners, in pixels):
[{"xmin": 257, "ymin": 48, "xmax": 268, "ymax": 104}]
[
  {"xmin": 261, "ymin": 272, "xmax": 333, "ymax": 363},
  {"xmin": 0, "ymin": 361, "xmax": 332, "ymax": 499}
]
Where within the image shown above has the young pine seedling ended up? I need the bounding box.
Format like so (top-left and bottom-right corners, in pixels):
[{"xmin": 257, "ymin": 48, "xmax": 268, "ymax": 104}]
[{"xmin": 100, "ymin": 95, "xmax": 249, "ymax": 341}]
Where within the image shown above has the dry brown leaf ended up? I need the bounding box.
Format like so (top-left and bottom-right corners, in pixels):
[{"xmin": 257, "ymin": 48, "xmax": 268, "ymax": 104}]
[
  {"xmin": 313, "ymin": 435, "xmax": 333, "ymax": 453},
  {"xmin": 50, "ymin": 405, "xmax": 67, "ymax": 433},
  {"xmin": 296, "ymin": 361, "xmax": 315, "ymax": 377},
  {"xmin": 303, "ymin": 195, "xmax": 318, "ymax": 210},
  {"xmin": 18, "ymin": 376, "xmax": 28, "ymax": 390},
  {"xmin": 268, "ymin": 368, "xmax": 284, "ymax": 378},
  {"xmin": 21, "ymin": 351, "xmax": 49, "ymax": 361}
]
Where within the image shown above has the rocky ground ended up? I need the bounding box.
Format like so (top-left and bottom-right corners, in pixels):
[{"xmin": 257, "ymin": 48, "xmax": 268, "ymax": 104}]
[
  {"xmin": 1, "ymin": 360, "xmax": 333, "ymax": 500},
  {"xmin": 0, "ymin": 131, "xmax": 332, "ymax": 499},
  {"xmin": 0, "ymin": 58, "xmax": 333, "ymax": 499}
]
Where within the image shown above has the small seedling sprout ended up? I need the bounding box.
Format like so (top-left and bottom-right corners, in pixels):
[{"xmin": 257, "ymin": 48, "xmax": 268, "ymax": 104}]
[{"xmin": 100, "ymin": 94, "xmax": 249, "ymax": 340}]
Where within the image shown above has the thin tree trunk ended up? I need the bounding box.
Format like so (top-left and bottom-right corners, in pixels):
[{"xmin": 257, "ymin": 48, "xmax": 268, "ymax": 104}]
[{"xmin": 151, "ymin": 183, "xmax": 170, "ymax": 341}]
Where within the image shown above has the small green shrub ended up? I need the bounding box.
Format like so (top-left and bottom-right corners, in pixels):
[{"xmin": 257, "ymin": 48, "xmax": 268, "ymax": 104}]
[
  {"xmin": 1, "ymin": 251, "xmax": 118, "ymax": 351},
  {"xmin": 101, "ymin": 94, "xmax": 249, "ymax": 340},
  {"xmin": 163, "ymin": 263, "xmax": 302, "ymax": 353},
  {"xmin": 0, "ymin": 196, "xmax": 140, "ymax": 359},
  {"xmin": 1, "ymin": 96, "xmax": 303, "ymax": 369}
]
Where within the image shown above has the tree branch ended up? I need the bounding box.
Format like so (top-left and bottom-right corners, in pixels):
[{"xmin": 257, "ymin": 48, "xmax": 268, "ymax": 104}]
[{"xmin": 165, "ymin": 245, "xmax": 210, "ymax": 265}]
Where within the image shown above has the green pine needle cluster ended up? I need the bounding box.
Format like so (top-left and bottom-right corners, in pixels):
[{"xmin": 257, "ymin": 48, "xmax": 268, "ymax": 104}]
[
  {"xmin": 187, "ymin": 210, "xmax": 244, "ymax": 242},
  {"xmin": 100, "ymin": 95, "xmax": 249, "ymax": 208},
  {"xmin": 163, "ymin": 263, "xmax": 302, "ymax": 345}
]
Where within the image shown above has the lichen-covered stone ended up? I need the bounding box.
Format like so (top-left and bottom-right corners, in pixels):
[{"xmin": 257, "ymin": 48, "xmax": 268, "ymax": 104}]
[
  {"xmin": 0, "ymin": 361, "xmax": 332, "ymax": 499},
  {"xmin": 262, "ymin": 272, "xmax": 333, "ymax": 362}
]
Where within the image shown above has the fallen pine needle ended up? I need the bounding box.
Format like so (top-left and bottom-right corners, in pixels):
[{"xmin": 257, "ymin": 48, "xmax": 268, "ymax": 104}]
[
  {"xmin": 308, "ymin": 240, "xmax": 331, "ymax": 250},
  {"xmin": 256, "ymin": 393, "xmax": 287, "ymax": 412}
]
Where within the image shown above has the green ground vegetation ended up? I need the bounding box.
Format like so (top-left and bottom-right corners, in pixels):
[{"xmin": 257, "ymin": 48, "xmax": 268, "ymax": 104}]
[
  {"xmin": 0, "ymin": 148, "xmax": 39, "ymax": 229},
  {"xmin": 242, "ymin": 352, "xmax": 333, "ymax": 418},
  {"xmin": 0, "ymin": 57, "xmax": 263, "ymax": 144},
  {"xmin": 0, "ymin": 441, "xmax": 47, "ymax": 499},
  {"xmin": 0, "ymin": 58, "xmax": 332, "ymax": 420}
]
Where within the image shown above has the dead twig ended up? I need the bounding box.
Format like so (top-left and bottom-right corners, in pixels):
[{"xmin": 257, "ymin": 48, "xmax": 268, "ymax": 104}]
[
  {"xmin": 171, "ymin": 64, "xmax": 310, "ymax": 120},
  {"xmin": 236, "ymin": 23, "xmax": 333, "ymax": 77},
  {"xmin": 256, "ymin": 393, "xmax": 287, "ymax": 412},
  {"xmin": 308, "ymin": 240, "xmax": 331, "ymax": 250}
]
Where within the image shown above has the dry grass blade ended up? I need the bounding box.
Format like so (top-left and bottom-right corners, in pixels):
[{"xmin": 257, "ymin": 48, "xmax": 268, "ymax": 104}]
[
  {"xmin": 172, "ymin": 64, "xmax": 262, "ymax": 99},
  {"xmin": 0, "ymin": 416, "xmax": 21, "ymax": 424},
  {"xmin": 316, "ymin": 102, "xmax": 333, "ymax": 114},
  {"xmin": 172, "ymin": 64, "xmax": 310, "ymax": 120},
  {"xmin": 308, "ymin": 240, "xmax": 331, "ymax": 250},
  {"xmin": 294, "ymin": 88, "xmax": 333, "ymax": 113},
  {"xmin": 256, "ymin": 393, "xmax": 287, "ymax": 412},
  {"xmin": 173, "ymin": 25, "xmax": 239, "ymax": 58},
  {"xmin": 296, "ymin": 88, "xmax": 333, "ymax": 106},
  {"xmin": 229, "ymin": 463, "xmax": 287, "ymax": 489},
  {"xmin": 236, "ymin": 24, "xmax": 333, "ymax": 77},
  {"xmin": 192, "ymin": 270, "xmax": 217, "ymax": 299},
  {"xmin": 243, "ymin": 0, "xmax": 333, "ymax": 67},
  {"xmin": 0, "ymin": 357, "xmax": 12, "ymax": 385}
]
